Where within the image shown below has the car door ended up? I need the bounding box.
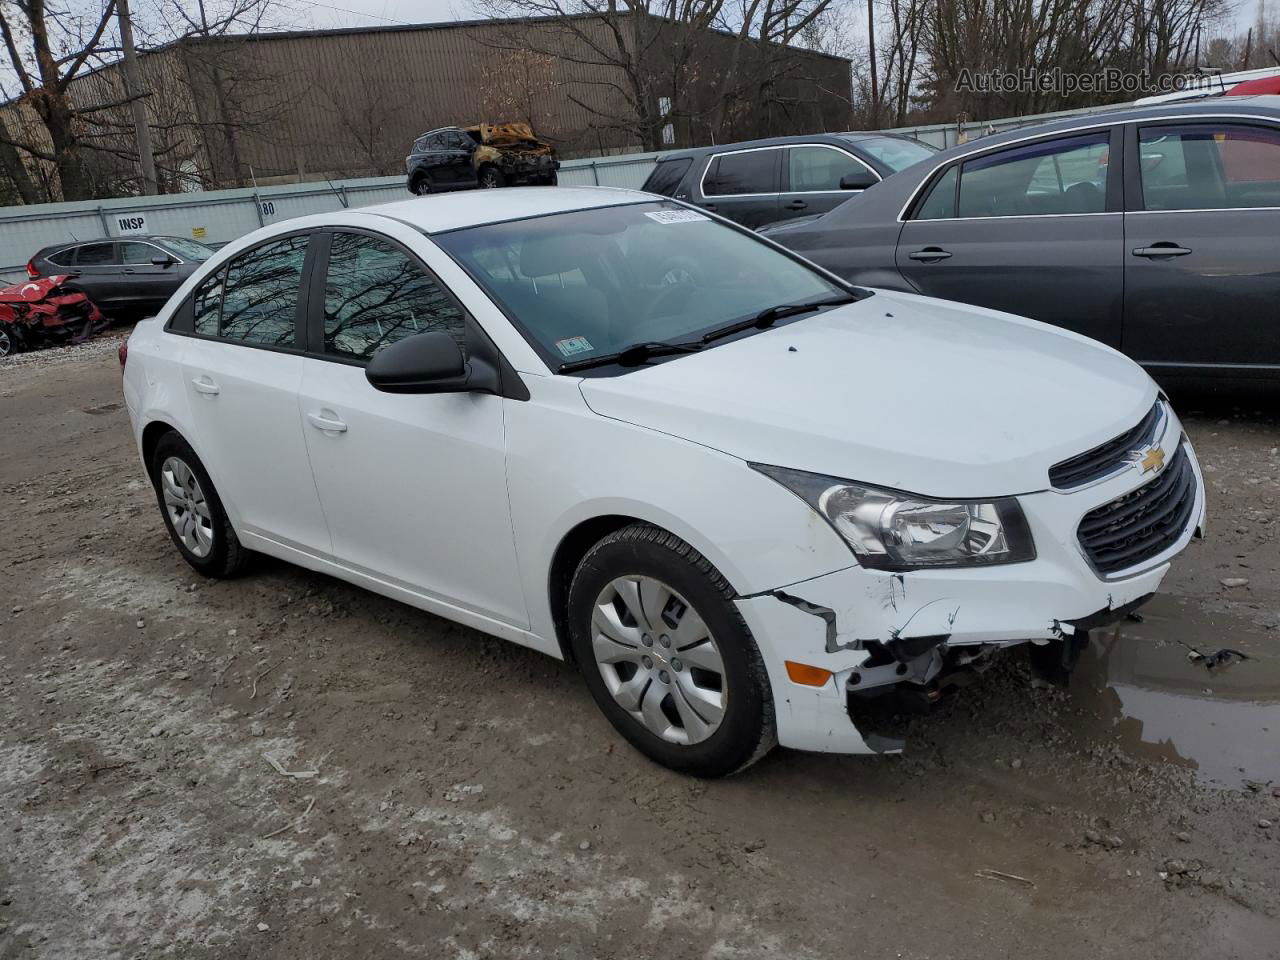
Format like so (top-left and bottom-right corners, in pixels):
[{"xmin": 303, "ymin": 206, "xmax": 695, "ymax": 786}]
[
  {"xmin": 782, "ymin": 144, "xmax": 880, "ymax": 219},
  {"xmin": 68, "ymin": 241, "xmax": 122, "ymax": 309},
  {"xmin": 1122, "ymin": 119, "xmax": 1280, "ymax": 374},
  {"xmin": 296, "ymin": 228, "xmax": 527, "ymax": 627},
  {"xmin": 895, "ymin": 128, "xmax": 1124, "ymax": 348},
  {"xmin": 695, "ymin": 147, "xmax": 782, "ymax": 227},
  {"xmin": 446, "ymin": 130, "xmax": 478, "ymax": 186},
  {"xmin": 119, "ymin": 241, "xmax": 182, "ymax": 313},
  {"xmin": 176, "ymin": 233, "xmax": 333, "ymax": 556},
  {"xmin": 421, "ymin": 133, "xmax": 456, "ymax": 187}
]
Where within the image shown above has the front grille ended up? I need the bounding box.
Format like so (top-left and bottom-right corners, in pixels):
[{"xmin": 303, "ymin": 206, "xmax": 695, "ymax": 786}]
[
  {"xmin": 1077, "ymin": 446, "xmax": 1197, "ymax": 576},
  {"xmin": 1049, "ymin": 403, "xmax": 1162, "ymax": 489}
]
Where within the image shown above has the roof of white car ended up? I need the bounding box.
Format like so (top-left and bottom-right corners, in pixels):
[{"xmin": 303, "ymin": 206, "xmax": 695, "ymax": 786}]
[{"xmin": 365, "ymin": 186, "xmax": 653, "ymax": 234}]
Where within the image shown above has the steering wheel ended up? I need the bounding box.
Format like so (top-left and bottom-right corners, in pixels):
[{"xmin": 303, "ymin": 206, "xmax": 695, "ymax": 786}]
[{"xmin": 646, "ymin": 256, "xmax": 705, "ymax": 319}]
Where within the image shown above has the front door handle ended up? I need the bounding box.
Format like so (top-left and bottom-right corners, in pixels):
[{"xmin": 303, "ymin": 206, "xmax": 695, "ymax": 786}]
[
  {"xmin": 307, "ymin": 411, "xmax": 348, "ymax": 433},
  {"xmin": 191, "ymin": 376, "xmax": 220, "ymax": 396},
  {"xmin": 1132, "ymin": 243, "xmax": 1192, "ymax": 259},
  {"xmin": 908, "ymin": 247, "xmax": 952, "ymax": 262},
  {"xmin": 784, "ymin": 199, "xmax": 808, "ymax": 210}
]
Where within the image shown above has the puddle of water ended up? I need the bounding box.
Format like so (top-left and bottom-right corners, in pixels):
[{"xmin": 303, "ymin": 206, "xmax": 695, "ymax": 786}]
[{"xmin": 1071, "ymin": 594, "xmax": 1279, "ymax": 789}]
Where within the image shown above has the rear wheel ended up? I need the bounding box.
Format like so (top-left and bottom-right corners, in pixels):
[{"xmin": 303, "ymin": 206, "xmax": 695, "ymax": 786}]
[
  {"xmin": 410, "ymin": 174, "xmax": 431, "ymax": 196},
  {"xmin": 568, "ymin": 524, "xmax": 775, "ymax": 777},
  {"xmin": 478, "ymin": 165, "xmax": 506, "ymax": 189},
  {"xmin": 150, "ymin": 432, "xmax": 249, "ymax": 578}
]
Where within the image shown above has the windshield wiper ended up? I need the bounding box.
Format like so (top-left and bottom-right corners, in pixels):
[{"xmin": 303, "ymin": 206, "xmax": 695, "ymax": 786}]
[
  {"xmin": 700, "ymin": 293, "xmax": 858, "ymax": 345},
  {"xmin": 558, "ymin": 339, "xmax": 704, "ymax": 374}
]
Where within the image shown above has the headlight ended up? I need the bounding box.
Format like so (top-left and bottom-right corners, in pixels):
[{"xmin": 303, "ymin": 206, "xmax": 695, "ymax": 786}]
[{"xmin": 751, "ymin": 463, "xmax": 1035, "ymax": 571}]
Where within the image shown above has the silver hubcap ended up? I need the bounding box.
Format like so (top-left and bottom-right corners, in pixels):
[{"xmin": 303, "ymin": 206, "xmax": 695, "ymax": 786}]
[
  {"xmin": 160, "ymin": 456, "xmax": 214, "ymax": 558},
  {"xmin": 591, "ymin": 576, "xmax": 726, "ymax": 745},
  {"xmin": 0, "ymin": 330, "xmax": 10, "ymax": 356}
]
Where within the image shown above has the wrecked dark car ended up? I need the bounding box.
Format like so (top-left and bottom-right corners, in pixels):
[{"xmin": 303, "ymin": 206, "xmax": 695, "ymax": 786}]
[
  {"xmin": 406, "ymin": 122, "xmax": 560, "ymax": 194},
  {"xmin": 0, "ymin": 275, "xmax": 108, "ymax": 358}
]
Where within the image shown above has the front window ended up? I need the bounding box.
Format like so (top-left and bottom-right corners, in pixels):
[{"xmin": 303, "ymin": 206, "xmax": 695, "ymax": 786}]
[
  {"xmin": 1139, "ymin": 123, "xmax": 1280, "ymax": 210},
  {"xmin": 788, "ymin": 146, "xmax": 873, "ymax": 192},
  {"xmin": 322, "ymin": 232, "xmax": 466, "ymax": 362},
  {"xmin": 435, "ymin": 201, "xmax": 848, "ymax": 373},
  {"xmin": 849, "ymin": 135, "xmax": 936, "ymax": 172},
  {"xmin": 158, "ymin": 237, "xmax": 214, "ymax": 261}
]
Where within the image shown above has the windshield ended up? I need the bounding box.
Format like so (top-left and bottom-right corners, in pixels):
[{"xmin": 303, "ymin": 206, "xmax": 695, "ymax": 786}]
[
  {"xmin": 435, "ymin": 201, "xmax": 846, "ymax": 372},
  {"xmin": 850, "ymin": 136, "xmax": 936, "ymax": 172},
  {"xmin": 158, "ymin": 237, "xmax": 215, "ymax": 261}
]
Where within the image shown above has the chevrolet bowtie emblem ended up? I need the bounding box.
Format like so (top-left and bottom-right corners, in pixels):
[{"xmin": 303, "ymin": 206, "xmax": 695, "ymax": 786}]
[{"xmin": 1138, "ymin": 446, "xmax": 1166, "ymax": 474}]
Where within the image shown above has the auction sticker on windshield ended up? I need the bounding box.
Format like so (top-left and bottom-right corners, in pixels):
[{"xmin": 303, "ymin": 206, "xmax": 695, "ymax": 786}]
[{"xmin": 644, "ymin": 210, "xmax": 709, "ymax": 224}]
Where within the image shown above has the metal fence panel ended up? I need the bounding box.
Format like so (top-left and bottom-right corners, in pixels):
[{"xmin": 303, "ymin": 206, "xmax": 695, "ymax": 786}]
[{"xmin": 0, "ymin": 102, "xmax": 1116, "ymax": 283}]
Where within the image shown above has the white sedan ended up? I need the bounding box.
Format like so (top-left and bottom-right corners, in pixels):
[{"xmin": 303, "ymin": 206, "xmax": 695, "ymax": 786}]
[{"xmin": 121, "ymin": 187, "xmax": 1206, "ymax": 776}]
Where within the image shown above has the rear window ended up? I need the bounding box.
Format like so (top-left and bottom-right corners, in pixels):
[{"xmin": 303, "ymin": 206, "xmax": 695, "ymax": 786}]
[
  {"xmin": 642, "ymin": 157, "xmax": 693, "ymax": 197},
  {"xmin": 75, "ymin": 243, "xmax": 116, "ymax": 266},
  {"xmin": 703, "ymin": 150, "xmax": 780, "ymax": 196},
  {"xmin": 47, "ymin": 249, "xmax": 75, "ymax": 267}
]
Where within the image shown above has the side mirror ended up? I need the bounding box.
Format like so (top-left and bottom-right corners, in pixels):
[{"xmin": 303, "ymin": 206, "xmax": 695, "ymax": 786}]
[
  {"xmin": 366, "ymin": 331, "xmax": 469, "ymax": 394},
  {"xmin": 839, "ymin": 171, "xmax": 878, "ymax": 191},
  {"xmin": 151, "ymin": 254, "xmax": 175, "ymax": 267}
]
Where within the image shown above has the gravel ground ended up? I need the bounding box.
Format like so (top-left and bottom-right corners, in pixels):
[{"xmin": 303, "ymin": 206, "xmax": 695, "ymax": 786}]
[{"xmin": 1, "ymin": 341, "xmax": 1278, "ymax": 959}]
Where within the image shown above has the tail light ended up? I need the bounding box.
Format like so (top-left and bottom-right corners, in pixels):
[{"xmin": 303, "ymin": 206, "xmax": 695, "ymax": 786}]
[
  {"xmin": 26, "ymin": 259, "xmax": 39, "ymax": 279},
  {"xmin": 118, "ymin": 340, "xmax": 128, "ymax": 371}
]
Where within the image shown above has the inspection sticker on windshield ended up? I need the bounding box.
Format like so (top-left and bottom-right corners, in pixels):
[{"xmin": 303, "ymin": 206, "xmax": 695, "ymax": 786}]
[
  {"xmin": 645, "ymin": 209, "xmax": 709, "ymax": 224},
  {"xmin": 555, "ymin": 336, "xmax": 594, "ymax": 357}
]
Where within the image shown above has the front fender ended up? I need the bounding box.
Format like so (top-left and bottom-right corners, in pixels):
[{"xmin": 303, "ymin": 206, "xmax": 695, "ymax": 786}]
[{"xmin": 504, "ymin": 376, "xmax": 854, "ymax": 651}]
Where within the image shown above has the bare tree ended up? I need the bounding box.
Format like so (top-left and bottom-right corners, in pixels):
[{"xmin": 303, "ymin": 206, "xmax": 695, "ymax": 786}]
[
  {"xmin": 142, "ymin": 0, "xmax": 297, "ymax": 187},
  {"xmin": 0, "ymin": 0, "xmax": 133, "ymax": 200}
]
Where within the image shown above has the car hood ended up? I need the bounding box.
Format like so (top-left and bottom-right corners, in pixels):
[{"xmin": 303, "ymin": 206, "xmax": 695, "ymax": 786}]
[{"xmin": 577, "ymin": 290, "xmax": 1158, "ymax": 499}]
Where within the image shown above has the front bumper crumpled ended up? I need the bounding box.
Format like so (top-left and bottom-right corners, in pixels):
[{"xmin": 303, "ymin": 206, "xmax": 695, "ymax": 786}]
[{"xmin": 734, "ymin": 412, "xmax": 1207, "ymax": 756}]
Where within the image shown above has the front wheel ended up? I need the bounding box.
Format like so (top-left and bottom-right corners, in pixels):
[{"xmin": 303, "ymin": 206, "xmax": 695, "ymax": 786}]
[
  {"xmin": 0, "ymin": 325, "xmax": 20, "ymax": 357},
  {"xmin": 409, "ymin": 174, "xmax": 431, "ymax": 196},
  {"xmin": 568, "ymin": 524, "xmax": 776, "ymax": 777},
  {"xmin": 478, "ymin": 165, "xmax": 506, "ymax": 189},
  {"xmin": 150, "ymin": 432, "xmax": 250, "ymax": 578}
]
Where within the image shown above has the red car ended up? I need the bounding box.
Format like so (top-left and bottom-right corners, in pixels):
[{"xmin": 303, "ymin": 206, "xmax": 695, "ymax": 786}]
[{"xmin": 0, "ymin": 275, "xmax": 108, "ymax": 357}]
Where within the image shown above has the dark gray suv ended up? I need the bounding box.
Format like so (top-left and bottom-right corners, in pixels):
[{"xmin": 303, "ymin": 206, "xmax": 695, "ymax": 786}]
[
  {"xmin": 761, "ymin": 97, "xmax": 1280, "ymax": 383},
  {"xmin": 28, "ymin": 235, "xmax": 214, "ymax": 318},
  {"xmin": 641, "ymin": 132, "xmax": 936, "ymax": 228}
]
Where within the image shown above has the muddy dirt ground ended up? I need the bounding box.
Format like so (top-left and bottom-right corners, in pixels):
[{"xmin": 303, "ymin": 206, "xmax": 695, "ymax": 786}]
[{"xmin": 2, "ymin": 335, "xmax": 1278, "ymax": 959}]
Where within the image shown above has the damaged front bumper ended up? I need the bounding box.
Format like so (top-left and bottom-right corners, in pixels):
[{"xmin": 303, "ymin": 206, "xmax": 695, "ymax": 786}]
[{"xmin": 734, "ymin": 432, "xmax": 1207, "ymax": 756}]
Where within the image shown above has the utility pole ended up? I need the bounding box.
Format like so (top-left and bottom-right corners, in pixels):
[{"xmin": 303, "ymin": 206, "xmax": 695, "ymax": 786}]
[
  {"xmin": 117, "ymin": 0, "xmax": 158, "ymax": 195},
  {"xmin": 866, "ymin": 0, "xmax": 879, "ymax": 127}
]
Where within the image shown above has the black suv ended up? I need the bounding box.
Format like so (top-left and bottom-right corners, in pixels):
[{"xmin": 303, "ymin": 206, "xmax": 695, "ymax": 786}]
[
  {"xmin": 406, "ymin": 124, "xmax": 560, "ymax": 194},
  {"xmin": 27, "ymin": 235, "xmax": 215, "ymax": 318},
  {"xmin": 640, "ymin": 132, "xmax": 936, "ymax": 228}
]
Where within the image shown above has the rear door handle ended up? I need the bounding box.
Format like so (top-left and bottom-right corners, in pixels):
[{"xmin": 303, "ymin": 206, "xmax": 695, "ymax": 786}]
[
  {"xmin": 191, "ymin": 376, "xmax": 220, "ymax": 396},
  {"xmin": 1132, "ymin": 244, "xmax": 1192, "ymax": 258},
  {"xmin": 307, "ymin": 411, "xmax": 348, "ymax": 433},
  {"xmin": 908, "ymin": 247, "xmax": 952, "ymax": 262},
  {"xmin": 784, "ymin": 199, "xmax": 808, "ymax": 210},
  {"xmin": 702, "ymin": 203, "xmax": 717, "ymax": 211}
]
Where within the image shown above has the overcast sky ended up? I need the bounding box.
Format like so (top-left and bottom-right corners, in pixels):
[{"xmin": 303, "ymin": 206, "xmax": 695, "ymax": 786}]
[{"xmin": 289, "ymin": 0, "xmax": 477, "ymax": 30}]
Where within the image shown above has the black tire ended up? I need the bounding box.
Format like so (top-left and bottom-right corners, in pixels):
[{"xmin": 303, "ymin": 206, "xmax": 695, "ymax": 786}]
[
  {"xmin": 149, "ymin": 431, "xmax": 250, "ymax": 578},
  {"xmin": 567, "ymin": 524, "xmax": 776, "ymax": 777},
  {"xmin": 410, "ymin": 173, "xmax": 431, "ymax": 196},
  {"xmin": 0, "ymin": 325, "xmax": 20, "ymax": 357},
  {"xmin": 478, "ymin": 165, "xmax": 506, "ymax": 189},
  {"xmin": 543, "ymin": 171, "xmax": 558, "ymax": 186}
]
